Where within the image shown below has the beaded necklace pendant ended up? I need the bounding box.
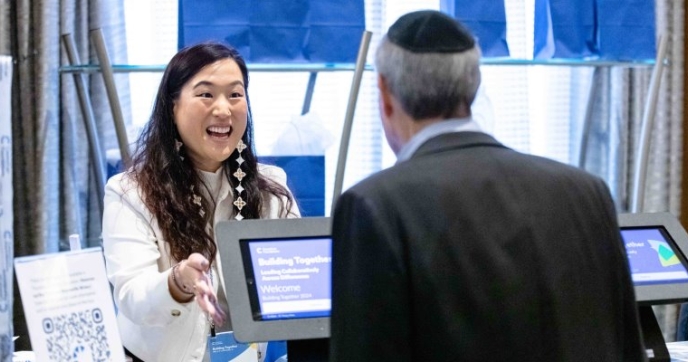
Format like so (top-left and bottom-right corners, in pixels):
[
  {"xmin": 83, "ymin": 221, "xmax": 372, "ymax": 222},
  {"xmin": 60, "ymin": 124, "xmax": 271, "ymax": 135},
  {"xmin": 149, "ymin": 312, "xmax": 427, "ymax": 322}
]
[{"xmin": 233, "ymin": 140, "xmax": 247, "ymax": 220}]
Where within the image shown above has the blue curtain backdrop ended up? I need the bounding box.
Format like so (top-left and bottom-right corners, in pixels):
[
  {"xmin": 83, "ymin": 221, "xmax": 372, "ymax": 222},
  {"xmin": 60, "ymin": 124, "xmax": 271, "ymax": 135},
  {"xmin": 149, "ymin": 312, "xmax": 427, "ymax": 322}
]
[
  {"xmin": 178, "ymin": 0, "xmax": 365, "ymax": 63},
  {"xmin": 440, "ymin": 0, "xmax": 510, "ymax": 57},
  {"xmin": 533, "ymin": 0, "xmax": 596, "ymax": 58},
  {"xmin": 597, "ymin": 0, "xmax": 655, "ymax": 60},
  {"xmin": 534, "ymin": 0, "xmax": 655, "ymax": 60}
]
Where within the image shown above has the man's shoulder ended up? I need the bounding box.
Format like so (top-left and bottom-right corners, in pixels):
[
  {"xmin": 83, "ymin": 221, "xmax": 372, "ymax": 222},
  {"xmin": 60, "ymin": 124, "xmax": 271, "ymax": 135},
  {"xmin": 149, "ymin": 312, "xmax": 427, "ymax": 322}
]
[
  {"xmin": 495, "ymin": 148, "xmax": 603, "ymax": 183},
  {"xmin": 345, "ymin": 147, "xmax": 607, "ymax": 200}
]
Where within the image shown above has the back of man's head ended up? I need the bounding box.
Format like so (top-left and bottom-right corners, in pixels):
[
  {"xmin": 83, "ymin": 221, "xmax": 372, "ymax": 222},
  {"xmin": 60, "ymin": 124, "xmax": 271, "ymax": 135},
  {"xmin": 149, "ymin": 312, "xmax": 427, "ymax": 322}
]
[{"xmin": 375, "ymin": 10, "xmax": 482, "ymax": 121}]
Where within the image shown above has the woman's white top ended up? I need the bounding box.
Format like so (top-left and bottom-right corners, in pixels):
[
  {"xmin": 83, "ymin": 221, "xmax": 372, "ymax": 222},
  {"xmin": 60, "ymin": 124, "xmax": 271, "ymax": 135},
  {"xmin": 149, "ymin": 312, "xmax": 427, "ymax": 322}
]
[{"xmin": 102, "ymin": 164, "xmax": 299, "ymax": 362}]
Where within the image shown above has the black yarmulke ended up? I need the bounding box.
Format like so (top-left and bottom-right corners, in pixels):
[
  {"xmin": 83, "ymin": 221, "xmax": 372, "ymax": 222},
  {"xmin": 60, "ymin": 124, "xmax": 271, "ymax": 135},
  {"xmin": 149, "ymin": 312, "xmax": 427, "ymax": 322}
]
[{"xmin": 387, "ymin": 10, "xmax": 475, "ymax": 53}]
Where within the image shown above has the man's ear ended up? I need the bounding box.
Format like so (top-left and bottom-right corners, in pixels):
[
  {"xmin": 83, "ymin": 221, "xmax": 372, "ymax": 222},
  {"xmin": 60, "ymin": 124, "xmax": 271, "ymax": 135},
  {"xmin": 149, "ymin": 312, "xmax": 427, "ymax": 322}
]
[{"xmin": 377, "ymin": 74, "xmax": 394, "ymax": 118}]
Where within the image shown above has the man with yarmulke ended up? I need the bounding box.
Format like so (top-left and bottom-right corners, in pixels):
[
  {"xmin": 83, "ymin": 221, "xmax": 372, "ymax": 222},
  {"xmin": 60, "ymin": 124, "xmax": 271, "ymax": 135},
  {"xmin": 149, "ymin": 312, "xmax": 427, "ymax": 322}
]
[{"xmin": 329, "ymin": 10, "xmax": 645, "ymax": 362}]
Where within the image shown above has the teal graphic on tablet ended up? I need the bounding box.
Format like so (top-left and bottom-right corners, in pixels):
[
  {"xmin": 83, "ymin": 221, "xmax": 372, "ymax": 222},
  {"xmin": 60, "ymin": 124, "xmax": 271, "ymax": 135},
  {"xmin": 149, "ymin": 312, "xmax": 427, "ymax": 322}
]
[
  {"xmin": 621, "ymin": 227, "xmax": 688, "ymax": 286},
  {"xmin": 648, "ymin": 239, "xmax": 681, "ymax": 267}
]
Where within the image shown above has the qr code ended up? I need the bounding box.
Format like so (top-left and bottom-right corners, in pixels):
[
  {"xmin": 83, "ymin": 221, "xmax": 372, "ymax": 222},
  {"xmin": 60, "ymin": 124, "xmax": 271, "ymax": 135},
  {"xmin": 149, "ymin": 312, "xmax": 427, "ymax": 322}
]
[{"xmin": 42, "ymin": 308, "xmax": 113, "ymax": 361}]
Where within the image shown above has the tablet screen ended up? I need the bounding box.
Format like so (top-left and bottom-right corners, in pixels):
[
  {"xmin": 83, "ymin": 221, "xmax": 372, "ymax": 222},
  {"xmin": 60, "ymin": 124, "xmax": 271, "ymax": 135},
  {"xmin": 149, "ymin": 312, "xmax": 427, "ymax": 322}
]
[
  {"xmin": 621, "ymin": 227, "xmax": 688, "ymax": 286},
  {"xmin": 240, "ymin": 237, "xmax": 332, "ymax": 321}
]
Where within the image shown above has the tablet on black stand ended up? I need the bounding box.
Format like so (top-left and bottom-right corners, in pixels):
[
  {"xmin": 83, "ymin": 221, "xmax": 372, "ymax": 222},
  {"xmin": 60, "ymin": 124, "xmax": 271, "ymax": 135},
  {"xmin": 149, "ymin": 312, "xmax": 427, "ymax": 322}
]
[
  {"xmin": 215, "ymin": 218, "xmax": 332, "ymax": 362},
  {"xmin": 619, "ymin": 212, "xmax": 688, "ymax": 362}
]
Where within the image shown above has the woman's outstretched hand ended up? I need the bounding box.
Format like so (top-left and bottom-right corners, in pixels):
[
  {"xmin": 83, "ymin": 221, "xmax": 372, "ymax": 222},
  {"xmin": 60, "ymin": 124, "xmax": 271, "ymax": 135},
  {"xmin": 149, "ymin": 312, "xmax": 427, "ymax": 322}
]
[{"xmin": 181, "ymin": 253, "xmax": 227, "ymax": 326}]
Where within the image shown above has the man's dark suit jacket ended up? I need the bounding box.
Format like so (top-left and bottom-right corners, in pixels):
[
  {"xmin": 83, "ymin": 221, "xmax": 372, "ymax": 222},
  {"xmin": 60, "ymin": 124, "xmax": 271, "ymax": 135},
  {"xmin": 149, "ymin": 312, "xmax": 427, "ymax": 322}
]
[{"xmin": 330, "ymin": 131, "xmax": 645, "ymax": 362}]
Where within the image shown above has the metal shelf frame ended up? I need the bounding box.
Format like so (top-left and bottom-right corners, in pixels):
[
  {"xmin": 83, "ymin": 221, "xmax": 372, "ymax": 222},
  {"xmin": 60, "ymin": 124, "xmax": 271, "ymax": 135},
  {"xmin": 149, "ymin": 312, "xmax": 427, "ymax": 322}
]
[{"xmin": 60, "ymin": 28, "xmax": 664, "ymax": 216}]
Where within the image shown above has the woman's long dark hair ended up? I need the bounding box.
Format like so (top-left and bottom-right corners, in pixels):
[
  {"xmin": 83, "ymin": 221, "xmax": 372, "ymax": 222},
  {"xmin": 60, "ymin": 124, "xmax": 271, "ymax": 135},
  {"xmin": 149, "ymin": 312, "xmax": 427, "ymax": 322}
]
[{"xmin": 127, "ymin": 42, "xmax": 295, "ymax": 264}]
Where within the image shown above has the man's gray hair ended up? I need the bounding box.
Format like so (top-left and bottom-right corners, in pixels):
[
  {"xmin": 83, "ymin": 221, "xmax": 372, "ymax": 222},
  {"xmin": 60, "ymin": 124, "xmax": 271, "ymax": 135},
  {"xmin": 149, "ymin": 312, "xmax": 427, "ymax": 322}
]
[{"xmin": 374, "ymin": 36, "xmax": 482, "ymax": 120}]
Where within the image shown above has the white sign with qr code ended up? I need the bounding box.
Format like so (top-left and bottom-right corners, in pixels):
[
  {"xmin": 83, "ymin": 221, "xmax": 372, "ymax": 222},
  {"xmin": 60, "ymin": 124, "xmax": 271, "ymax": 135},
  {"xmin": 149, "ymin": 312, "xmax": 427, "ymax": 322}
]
[{"xmin": 14, "ymin": 247, "xmax": 125, "ymax": 361}]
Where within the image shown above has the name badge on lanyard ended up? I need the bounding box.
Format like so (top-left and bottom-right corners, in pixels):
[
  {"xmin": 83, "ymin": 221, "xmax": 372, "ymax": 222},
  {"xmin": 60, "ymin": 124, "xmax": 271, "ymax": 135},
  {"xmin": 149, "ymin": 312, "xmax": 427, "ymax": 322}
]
[{"xmin": 208, "ymin": 331, "xmax": 259, "ymax": 362}]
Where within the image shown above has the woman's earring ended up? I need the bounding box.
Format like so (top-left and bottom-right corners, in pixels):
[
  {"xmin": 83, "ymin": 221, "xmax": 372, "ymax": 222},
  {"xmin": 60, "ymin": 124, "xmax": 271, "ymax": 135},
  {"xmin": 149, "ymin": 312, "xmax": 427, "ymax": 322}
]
[
  {"xmin": 190, "ymin": 185, "xmax": 205, "ymax": 217},
  {"xmin": 233, "ymin": 140, "xmax": 247, "ymax": 220},
  {"xmin": 175, "ymin": 139, "xmax": 184, "ymax": 161}
]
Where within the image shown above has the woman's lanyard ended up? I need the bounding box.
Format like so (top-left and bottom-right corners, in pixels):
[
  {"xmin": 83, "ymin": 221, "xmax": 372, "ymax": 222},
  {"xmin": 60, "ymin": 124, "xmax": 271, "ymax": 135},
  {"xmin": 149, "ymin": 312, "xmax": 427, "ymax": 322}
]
[{"xmin": 209, "ymin": 270, "xmax": 216, "ymax": 337}]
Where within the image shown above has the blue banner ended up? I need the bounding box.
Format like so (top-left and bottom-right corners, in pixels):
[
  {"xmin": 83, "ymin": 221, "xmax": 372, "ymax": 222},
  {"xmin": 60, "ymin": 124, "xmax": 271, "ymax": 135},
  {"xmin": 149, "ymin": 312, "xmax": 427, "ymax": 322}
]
[
  {"xmin": 534, "ymin": 0, "xmax": 655, "ymax": 60},
  {"xmin": 597, "ymin": 0, "xmax": 655, "ymax": 60},
  {"xmin": 178, "ymin": 0, "xmax": 365, "ymax": 63},
  {"xmin": 440, "ymin": 0, "xmax": 510, "ymax": 57},
  {"xmin": 259, "ymin": 156, "xmax": 325, "ymax": 217},
  {"xmin": 534, "ymin": 0, "xmax": 596, "ymax": 58}
]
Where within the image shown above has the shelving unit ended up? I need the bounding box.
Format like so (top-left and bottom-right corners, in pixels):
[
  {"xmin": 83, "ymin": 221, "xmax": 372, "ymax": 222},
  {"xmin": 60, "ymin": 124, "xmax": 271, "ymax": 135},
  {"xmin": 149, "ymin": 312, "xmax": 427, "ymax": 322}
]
[{"xmin": 59, "ymin": 29, "xmax": 663, "ymax": 217}]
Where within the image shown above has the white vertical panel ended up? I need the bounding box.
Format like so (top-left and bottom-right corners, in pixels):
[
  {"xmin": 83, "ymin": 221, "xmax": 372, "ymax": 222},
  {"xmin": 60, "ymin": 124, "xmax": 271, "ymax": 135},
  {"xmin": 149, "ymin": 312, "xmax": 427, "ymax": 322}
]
[
  {"xmin": 123, "ymin": 0, "xmax": 176, "ymax": 132},
  {"xmin": 0, "ymin": 55, "xmax": 13, "ymax": 359},
  {"xmin": 481, "ymin": 0, "xmax": 578, "ymax": 165}
]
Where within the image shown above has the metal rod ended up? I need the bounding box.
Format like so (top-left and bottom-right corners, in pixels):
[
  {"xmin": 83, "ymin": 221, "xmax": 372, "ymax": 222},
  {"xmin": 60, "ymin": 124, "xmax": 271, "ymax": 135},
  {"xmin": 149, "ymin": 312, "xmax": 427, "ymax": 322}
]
[
  {"xmin": 57, "ymin": 57, "xmax": 656, "ymax": 74},
  {"xmin": 90, "ymin": 28, "xmax": 131, "ymax": 165},
  {"xmin": 301, "ymin": 72, "xmax": 318, "ymax": 115},
  {"xmin": 331, "ymin": 31, "xmax": 373, "ymax": 215},
  {"xmin": 61, "ymin": 34, "xmax": 106, "ymax": 212},
  {"xmin": 59, "ymin": 63, "xmax": 376, "ymax": 74},
  {"xmin": 630, "ymin": 35, "xmax": 669, "ymax": 213},
  {"xmin": 577, "ymin": 67, "xmax": 601, "ymax": 168}
]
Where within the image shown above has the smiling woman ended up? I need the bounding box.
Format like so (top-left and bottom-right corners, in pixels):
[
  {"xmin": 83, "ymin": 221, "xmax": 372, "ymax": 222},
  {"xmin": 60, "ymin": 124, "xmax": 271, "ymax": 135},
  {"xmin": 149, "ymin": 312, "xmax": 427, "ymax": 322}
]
[
  {"xmin": 101, "ymin": 42, "xmax": 300, "ymax": 362},
  {"xmin": 173, "ymin": 58, "xmax": 248, "ymax": 172}
]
